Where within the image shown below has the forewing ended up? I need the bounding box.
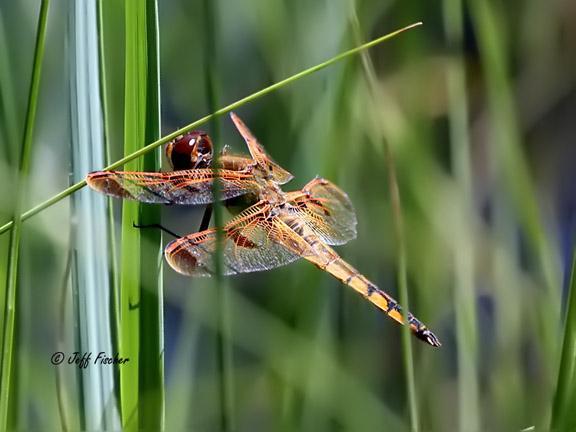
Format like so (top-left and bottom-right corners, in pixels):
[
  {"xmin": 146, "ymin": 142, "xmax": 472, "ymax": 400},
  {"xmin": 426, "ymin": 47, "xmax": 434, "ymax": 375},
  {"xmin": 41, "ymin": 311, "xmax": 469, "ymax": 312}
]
[
  {"xmin": 86, "ymin": 169, "xmax": 259, "ymax": 205},
  {"xmin": 285, "ymin": 177, "xmax": 357, "ymax": 245},
  {"xmin": 165, "ymin": 201, "xmax": 300, "ymax": 276},
  {"xmin": 229, "ymin": 112, "xmax": 293, "ymax": 184}
]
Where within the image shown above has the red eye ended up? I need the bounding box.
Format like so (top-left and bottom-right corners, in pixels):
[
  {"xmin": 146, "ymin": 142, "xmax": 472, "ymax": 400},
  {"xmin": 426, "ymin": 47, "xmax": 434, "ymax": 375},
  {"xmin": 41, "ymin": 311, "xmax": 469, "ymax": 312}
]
[{"xmin": 166, "ymin": 131, "xmax": 213, "ymax": 170}]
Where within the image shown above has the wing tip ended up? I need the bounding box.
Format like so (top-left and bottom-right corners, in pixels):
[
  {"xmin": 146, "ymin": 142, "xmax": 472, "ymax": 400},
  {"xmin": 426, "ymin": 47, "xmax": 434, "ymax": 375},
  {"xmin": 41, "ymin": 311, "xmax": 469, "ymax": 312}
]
[
  {"xmin": 165, "ymin": 237, "xmax": 215, "ymax": 277},
  {"xmin": 165, "ymin": 241, "xmax": 195, "ymax": 276},
  {"xmin": 86, "ymin": 171, "xmax": 110, "ymax": 191},
  {"xmin": 229, "ymin": 111, "xmax": 243, "ymax": 129},
  {"xmin": 86, "ymin": 170, "xmax": 135, "ymax": 200}
]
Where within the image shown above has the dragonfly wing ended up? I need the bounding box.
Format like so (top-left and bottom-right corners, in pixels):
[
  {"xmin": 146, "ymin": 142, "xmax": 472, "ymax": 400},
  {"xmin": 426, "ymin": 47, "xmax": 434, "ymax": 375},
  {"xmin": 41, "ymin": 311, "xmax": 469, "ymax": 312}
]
[
  {"xmin": 285, "ymin": 177, "xmax": 357, "ymax": 245},
  {"xmin": 229, "ymin": 112, "xmax": 294, "ymax": 184},
  {"xmin": 165, "ymin": 201, "xmax": 300, "ymax": 276},
  {"xmin": 86, "ymin": 169, "xmax": 259, "ymax": 205}
]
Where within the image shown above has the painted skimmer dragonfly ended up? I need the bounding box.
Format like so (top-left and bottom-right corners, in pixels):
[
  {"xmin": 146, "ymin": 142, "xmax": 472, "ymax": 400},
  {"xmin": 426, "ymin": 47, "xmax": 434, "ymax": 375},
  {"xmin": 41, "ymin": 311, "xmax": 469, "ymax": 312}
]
[{"xmin": 87, "ymin": 113, "xmax": 441, "ymax": 347}]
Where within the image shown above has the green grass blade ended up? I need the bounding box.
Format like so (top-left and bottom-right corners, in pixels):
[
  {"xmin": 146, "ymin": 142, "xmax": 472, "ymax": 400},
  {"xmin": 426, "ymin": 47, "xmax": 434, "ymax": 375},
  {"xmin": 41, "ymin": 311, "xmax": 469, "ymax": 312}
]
[
  {"xmin": 118, "ymin": 204, "xmax": 140, "ymax": 430},
  {"xmin": 0, "ymin": 8, "xmax": 21, "ymax": 341},
  {"xmin": 0, "ymin": 22, "xmax": 422, "ymax": 236},
  {"xmin": 469, "ymin": 0, "xmax": 560, "ymax": 353},
  {"xmin": 201, "ymin": 0, "xmax": 235, "ymax": 430},
  {"xmin": 0, "ymin": 10, "xmax": 20, "ymax": 166},
  {"xmin": 470, "ymin": 2, "xmax": 562, "ymax": 427},
  {"xmin": 0, "ymin": 0, "xmax": 49, "ymax": 429},
  {"xmin": 551, "ymin": 243, "xmax": 576, "ymax": 430},
  {"xmin": 442, "ymin": 0, "xmax": 480, "ymax": 429},
  {"xmin": 138, "ymin": 0, "xmax": 164, "ymax": 429},
  {"xmin": 118, "ymin": 0, "xmax": 144, "ymax": 423},
  {"xmin": 97, "ymin": 0, "xmax": 121, "ymax": 335},
  {"xmin": 119, "ymin": 0, "xmax": 163, "ymax": 429},
  {"xmin": 388, "ymin": 157, "xmax": 419, "ymax": 432},
  {"xmin": 97, "ymin": 3, "xmax": 124, "ymax": 408},
  {"xmin": 68, "ymin": 0, "xmax": 120, "ymax": 428}
]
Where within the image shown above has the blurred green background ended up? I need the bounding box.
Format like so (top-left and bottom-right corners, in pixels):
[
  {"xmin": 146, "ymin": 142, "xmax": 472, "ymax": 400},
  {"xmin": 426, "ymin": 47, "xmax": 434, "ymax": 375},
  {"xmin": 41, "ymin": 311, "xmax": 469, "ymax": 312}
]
[{"xmin": 1, "ymin": 0, "xmax": 575, "ymax": 430}]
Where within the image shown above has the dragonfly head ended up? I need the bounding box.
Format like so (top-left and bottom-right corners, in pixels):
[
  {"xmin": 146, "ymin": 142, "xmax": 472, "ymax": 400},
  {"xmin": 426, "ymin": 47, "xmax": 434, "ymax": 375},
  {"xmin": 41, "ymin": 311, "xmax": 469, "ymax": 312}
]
[{"xmin": 166, "ymin": 131, "xmax": 214, "ymax": 170}]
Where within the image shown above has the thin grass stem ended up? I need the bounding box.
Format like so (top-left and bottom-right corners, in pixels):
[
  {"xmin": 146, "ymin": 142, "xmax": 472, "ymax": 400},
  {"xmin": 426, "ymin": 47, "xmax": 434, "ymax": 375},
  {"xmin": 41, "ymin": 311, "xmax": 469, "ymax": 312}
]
[
  {"xmin": 348, "ymin": 6, "xmax": 419, "ymax": 430},
  {"xmin": 387, "ymin": 145, "xmax": 419, "ymax": 432},
  {"xmin": 0, "ymin": 22, "xmax": 422, "ymax": 236},
  {"xmin": 0, "ymin": 1, "xmax": 50, "ymax": 429},
  {"xmin": 202, "ymin": 0, "xmax": 235, "ymax": 430}
]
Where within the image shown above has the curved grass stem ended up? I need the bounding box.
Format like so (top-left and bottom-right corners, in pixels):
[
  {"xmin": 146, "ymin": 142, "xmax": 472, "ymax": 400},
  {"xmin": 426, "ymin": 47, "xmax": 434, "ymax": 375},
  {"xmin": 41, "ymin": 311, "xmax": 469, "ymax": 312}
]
[
  {"xmin": 348, "ymin": 6, "xmax": 419, "ymax": 430},
  {"xmin": 0, "ymin": 22, "xmax": 422, "ymax": 236}
]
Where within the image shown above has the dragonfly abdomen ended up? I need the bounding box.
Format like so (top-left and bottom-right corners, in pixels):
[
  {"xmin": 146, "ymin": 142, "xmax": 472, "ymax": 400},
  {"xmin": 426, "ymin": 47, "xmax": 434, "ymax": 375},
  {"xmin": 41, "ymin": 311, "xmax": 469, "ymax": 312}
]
[{"xmin": 308, "ymin": 242, "xmax": 441, "ymax": 347}]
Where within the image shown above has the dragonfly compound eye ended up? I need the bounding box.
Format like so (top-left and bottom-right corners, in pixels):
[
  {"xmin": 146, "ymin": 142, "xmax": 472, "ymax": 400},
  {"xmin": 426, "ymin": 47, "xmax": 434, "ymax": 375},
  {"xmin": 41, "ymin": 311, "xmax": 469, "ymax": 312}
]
[{"xmin": 166, "ymin": 131, "xmax": 214, "ymax": 170}]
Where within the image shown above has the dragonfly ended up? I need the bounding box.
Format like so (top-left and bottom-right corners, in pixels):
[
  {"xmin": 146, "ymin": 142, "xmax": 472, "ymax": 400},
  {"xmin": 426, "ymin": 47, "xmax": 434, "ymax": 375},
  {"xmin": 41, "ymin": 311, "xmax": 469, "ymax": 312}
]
[{"xmin": 87, "ymin": 112, "xmax": 441, "ymax": 347}]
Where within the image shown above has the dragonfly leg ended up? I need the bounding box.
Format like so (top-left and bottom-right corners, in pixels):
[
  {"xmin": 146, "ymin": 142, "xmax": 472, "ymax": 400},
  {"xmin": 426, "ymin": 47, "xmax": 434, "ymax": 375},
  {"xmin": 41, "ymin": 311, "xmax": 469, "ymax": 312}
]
[
  {"xmin": 132, "ymin": 222, "xmax": 182, "ymax": 239},
  {"xmin": 134, "ymin": 204, "xmax": 213, "ymax": 240},
  {"xmin": 198, "ymin": 204, "xmax": 213, "ymax": 231}
]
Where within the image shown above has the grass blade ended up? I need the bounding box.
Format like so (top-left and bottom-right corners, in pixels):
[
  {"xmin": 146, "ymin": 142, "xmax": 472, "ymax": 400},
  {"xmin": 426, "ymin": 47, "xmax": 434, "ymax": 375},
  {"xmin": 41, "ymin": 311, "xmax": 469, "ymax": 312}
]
[
  {"xmin": 0, "ymin": 8, "xmax": 21, "ymax": 341},
  {"xmin": 0, "ymin": 22, "xmax": 422, "ymax": 236},
  {"xmin": 68, "ymin": 0, "xmax": 119, "ymax": 429},
  {"xmin": 348, "ymin": 7, "xmax": 419, "ymax": 429},
  {"xmin": 97, "ymin": 0, "xmax": 121, "ymax": 319},
  {"xmin": 138, "ymin": 0, "xmax": 164, "ymax": 429},
  {"xmin": 201, "ymin": 0, "xmax": 235, "ymax": 430},
  {"xmin": 118, "ymin": 0, "xmax": 144, "ymax": 423},
  {"xmin": 0, "ymin": 10, "xmax": 20, "ymax": 166},
  {"xmin": 118, "ymin": 0, "xmax": 163, "ymax": 429},
  {"xmin": 470, "ymin": 2, "xmax": 562, "ymax": 426},
  {"xmin": 442, "ymin": 0, "xmax": 480, "ymax": 429},
  {"xmin": 388, "ymin": 155, "xmax": 419, "ymax": 432},
  {"xmin": 0, "ymin": 0, "xmax": 50, "ymax": 429},
  {"xmin": 551, "ymin": 242, "xmax": 576, "ymax": 430},
  {"xmin": 469, "ymin": 0, "xmax": 560, "ymax": 349},
  {"xmin": 97, "ymin": 0, "xmax": 122, "ymax": 398}
]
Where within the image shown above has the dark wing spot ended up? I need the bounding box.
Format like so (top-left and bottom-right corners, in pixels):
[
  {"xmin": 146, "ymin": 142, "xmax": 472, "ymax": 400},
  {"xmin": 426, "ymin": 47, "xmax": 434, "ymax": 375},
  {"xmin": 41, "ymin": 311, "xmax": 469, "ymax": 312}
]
[{"xmin": 226, "ymin": 229, "xmax": 258, "ymax": 249}]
